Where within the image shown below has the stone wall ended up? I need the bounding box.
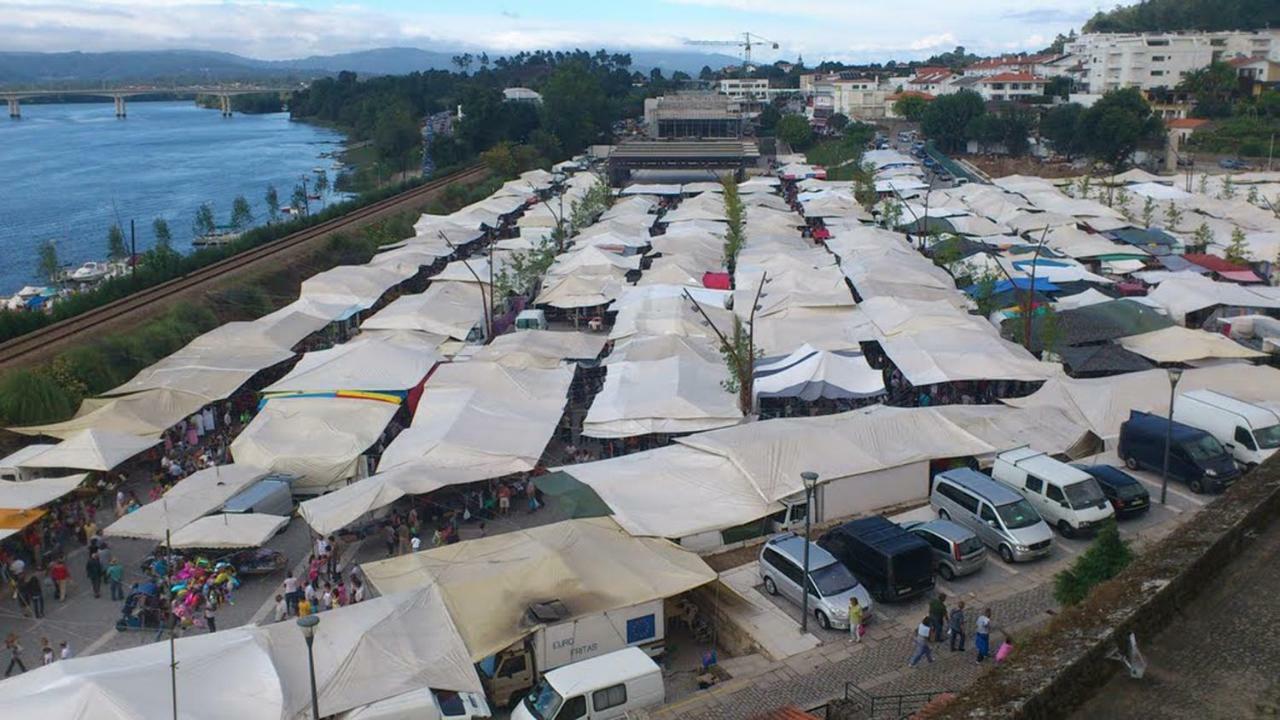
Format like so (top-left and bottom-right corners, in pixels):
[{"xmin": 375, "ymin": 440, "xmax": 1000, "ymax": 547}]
[{"xmin": 933, "ymin": 458, "xmax": 1280, "ymax": 719}]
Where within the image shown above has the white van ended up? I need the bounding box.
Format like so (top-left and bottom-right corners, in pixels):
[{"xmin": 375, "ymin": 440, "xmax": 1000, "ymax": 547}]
[
  {"xmin": 991, "ymin": 447, "xmax": 1113, "ymax": 538},
  {"xmin": 511, "ymin": 647, "xmax": 663, "ymax": 720},
  {"xmin": 342, "ymin": 689, "xmax": 490, "ymax": 720},
  {"xmin": 1173, "ymin": 390, "xmax": 1280, "ymax": 470},
  {"xmin": 515, "ymin": 309, "xmax": 548, "ymax": 331}
]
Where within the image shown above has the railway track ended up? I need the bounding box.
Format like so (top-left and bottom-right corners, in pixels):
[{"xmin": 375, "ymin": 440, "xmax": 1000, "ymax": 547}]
[{"xmin": 0, "ymin": 164, "xmax": 488, "ymax": 369}]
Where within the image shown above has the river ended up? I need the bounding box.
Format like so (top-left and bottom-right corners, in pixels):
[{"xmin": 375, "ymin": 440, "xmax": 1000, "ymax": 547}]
[{"xmin": 0, "ymin": 100, "xmax": 347, "ymax": 295}]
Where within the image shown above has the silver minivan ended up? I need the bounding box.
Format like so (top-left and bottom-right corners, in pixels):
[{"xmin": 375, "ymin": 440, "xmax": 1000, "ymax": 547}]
[
  {"xmin": 901, "ymin": 519, "xmax": 987, "ymax": 580},
  {"xmin": 758, "ymin": 533, "xmax": 873, "ymax": 631},
  {"xmin": 930, "ymin": 469, "xmax": 1053, "ymax": 563}
]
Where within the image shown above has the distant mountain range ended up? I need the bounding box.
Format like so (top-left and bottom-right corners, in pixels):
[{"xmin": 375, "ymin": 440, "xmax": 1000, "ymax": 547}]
[{"xmin": 0, "ymin": 47, "xmax": 742, "ymax": 87}]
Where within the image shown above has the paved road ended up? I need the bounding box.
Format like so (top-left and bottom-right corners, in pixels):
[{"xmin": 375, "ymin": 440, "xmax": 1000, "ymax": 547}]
[{"xmin": 1071, "ymin": 506, "xmax": 1280, "ymax": 720}]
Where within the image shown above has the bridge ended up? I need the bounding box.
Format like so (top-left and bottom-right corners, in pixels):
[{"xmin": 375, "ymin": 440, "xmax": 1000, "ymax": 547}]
[{"xmin": 1, "ymin": 85, "xmax": 301, "ymax": 119}]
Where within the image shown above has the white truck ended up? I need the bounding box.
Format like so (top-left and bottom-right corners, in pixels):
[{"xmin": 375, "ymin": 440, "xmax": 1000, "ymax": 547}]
[
  {"xmin": 479, "ymin": 598, "xmax": 665, "ymax": 710},
  {"xmin": 0, "ymin": 444, "xmax": 55, "ymax": 482},
  {"xmin": 1174, "ymin": 390, "xmax": 1280, "ymax": 470}
]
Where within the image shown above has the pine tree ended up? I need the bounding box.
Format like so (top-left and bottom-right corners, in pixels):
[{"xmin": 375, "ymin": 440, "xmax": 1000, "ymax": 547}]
[
  {"xmin": 1225, "ymin": 227, "xmax": 1252, "ymax": 265},
  {"xmin": 1140, "ymin": 196, "xmax": 1156, "ymax": 228},
  {"xmin": 38, "ymin": 240, "xmax": 60, "ymax": 283},
  {"xmin": 152, "ymin": 218, "xmax": 173, "ymax": 253},
  {"xmin": 1220, "ymin": 175, "xmax": 1236, "ymax": 200},
  {"xmin": 1191, "ymin": 222, "xmax": 1214, "ymax": 252},
  {"xmin": 106, "ymin": 224, "xmax": 128, "ymax": 260},
  {"xmin": 230, "ymin": 195, "xmax": 254, "ymax": 230},
  {"xmin": 1163, "ymin": 201, "xmax": 1183, "ymax": 231},
  {"xmin": 265, "ymin": 185, "xmax": 280, "ymax": 223}
]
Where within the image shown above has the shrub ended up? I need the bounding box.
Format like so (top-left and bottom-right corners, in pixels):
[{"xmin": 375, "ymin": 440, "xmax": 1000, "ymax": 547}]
[
  {"xmin": 0, "ymin": 369, "xmax": 80, "ymax": 426},
  {"xmin": 1053, "ymin": 520, "xmax": 1133, "ymax": 606}
]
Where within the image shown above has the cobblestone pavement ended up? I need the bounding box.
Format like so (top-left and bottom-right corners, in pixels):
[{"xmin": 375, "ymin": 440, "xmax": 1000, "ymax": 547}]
[{"xmin": 1070, "ymin": 515, "xmax": 1280, "ymax": 720}]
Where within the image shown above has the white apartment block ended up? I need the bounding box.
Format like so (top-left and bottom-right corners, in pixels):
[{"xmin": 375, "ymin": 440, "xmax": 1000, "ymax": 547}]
[
  {"xmin": 1066, "ymin": 30, "xmax": 1280, "ymax": 92},
  {"xmin": 975, "ymin": 73, "xmax": 1048, "ymax": 102},
  {"xmin": 719, "ymin": 78, "xmax": 771, "ymax": 100},
  {"xmin": 808, "ymin": 76, "xmax": 892, "ymax": 120}
]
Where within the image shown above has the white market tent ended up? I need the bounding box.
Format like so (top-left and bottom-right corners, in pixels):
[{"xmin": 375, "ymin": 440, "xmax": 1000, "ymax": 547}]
[
  {"xmin": 230, "ymin": 397, "xmax": 399, "ymax": 494},
  {"xmin": 754, "ymin": 345, "xmax": 886, "ymax": 401},
  {"xmin": 470, "ymin": 330, "xmax": 607, "ymax": 369},
  {"xmin": 12, "ymin": 389, "xmax": 214, "ymax": 441},
  {"xmin": 362, "ymin": 282, "xmax": 485, "ymax": 341},
  {"xmin": 534, "ymin": 273, "xmax": 624, "ymax": 309},
  {"xmin": 167, "ymin": 513, "xmax": 289, "ymax": 549},
  {"xmin": 583, "ymin": 355, "xmax": 743, "ymax": 438},
  {"xmin": 19, "ymin": 429, "xmax": 158, "ymax": 472},
  {"xmin": 300, "ymin": 265, "xmax": 413, "ymax": 315},
  {"xmin": 1145, "ymin": 276, "xmax": 1280, "ymax": 325},
  {"xmin": 264, "ymin": 333, "xmax": 440, "ymax": 394},
  {"xmin": 360, "ymin": 517, "xmax": 717, "ymax": 661},
  {"xmin": 104, "ymin": 464, "xmax": 267, "ymax": 541},
  {"xmin": 0, "ymin": 474, "xmax": 86, "ymax": 510},
  {"xmin": 1118, "ymin": 326, "xmax": 1267, "ymax": 364},
  {"xmin": 0, "ymin": 587, "xmax": 480, "ymax": 720}
]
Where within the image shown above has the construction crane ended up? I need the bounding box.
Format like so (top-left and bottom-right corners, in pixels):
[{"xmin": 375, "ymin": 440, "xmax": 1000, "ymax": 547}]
[{"xmin": 686, "ymin": 32, "xmax": 780, "ymax": 72}]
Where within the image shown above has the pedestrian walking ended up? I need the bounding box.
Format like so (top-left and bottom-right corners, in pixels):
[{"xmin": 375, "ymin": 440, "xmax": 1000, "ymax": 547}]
[
  {"xmin": 383, "ymin": 524, "xmax": 397, "ymax": 557},
  {"xmin": 41, "ymin": 639, "xmax": 54, "ymax": 666},
  {"xmin": 49, "ymin": 558, "xmax": 70, "ymax": 601},
  {"xmin": 275, "ymin": 594, "xmax": 288, "ymax": 622},
  {"xmin": 204, "ymin": 602, "xmax": 217, "ymax": 633},
  {"xmin": 848, "ymin": 597, "xmax": 864, "ymax": 643},
  {"xmin": 107, "ymin": 558, "xmax": 125, "ymax": 601},
  {"xmin": 351, "ymin": 577, "xmax": 366, "ymax": 604},
  {"xmin": 975, "ymin": 607, "xmax": 992, "ymax": 662},
  {"xmin": 23, "ymin": 573, "xmax": 44, "ymax": 618},
  {"xmin": 397, "ymin": 523, "xmax": 410, "ymax": 555},
  {"xmin": 59, "ymin": 641, "xmax": 71, "ymax": 660},
  {"xmin": 497, "ymin": 484, "xmax": 511, "ymax": 515},
  {"xmin": 326, "ymin": 535, "xmax": 339, "ymax": 581},
  {"xmin": 928, "ymin": 592, "xmax": 948, "ymax": 642},
  {"xmin": 283, "ymin": 572, "xmax": 299, "ymax": 616},
  {"xmin": 5, "ymin": 634, "xmax": 25, "ymax": 677},
  {"xmin": 526, "ymin": 478, "xmax": 539, "ymax": 512},
  {"xmin": 908, "ymin": 617, "xmax": 934, "ymax": 667},
  {"xmin": 85, "ymin": 552, "xmax": 104, "ymax": 599},
  {"xmin": 949, "ymin": 601, "xmax": 966, "ymax": 652}
]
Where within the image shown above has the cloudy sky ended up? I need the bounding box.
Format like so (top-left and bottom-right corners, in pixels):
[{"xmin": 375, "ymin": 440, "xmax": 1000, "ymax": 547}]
[{"xmin": 1, "ymin": 0, "xmax": 1100, "ymax": 62}]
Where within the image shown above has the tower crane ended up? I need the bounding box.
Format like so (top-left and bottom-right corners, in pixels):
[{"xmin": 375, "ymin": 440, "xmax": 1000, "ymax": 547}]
[{"xmin": 686, "ymin": 32, "xmax": 780, "ymax": 72}]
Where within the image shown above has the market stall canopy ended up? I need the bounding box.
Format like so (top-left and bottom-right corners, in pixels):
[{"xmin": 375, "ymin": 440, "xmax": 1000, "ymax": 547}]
[
  {"xmin": 264, "ymin": 333, "xmax": 440, "ymax": 395},
  {"xmin": 0, "ymin": 474, "xmax": 86, "ymax": 510},
  {"xmin": 167, "ymin": 513, "xmax": 288, "ymax": 549},
  {"xmin": 230, "ymin": 396, "xmax": 399, "ymax": 494},
  {"xmin": 1054, "ymin": 288, "xmax": 1113, "ymax": 311},
  {"xmin": 470, "ymin": 330, "xmax": 607, "ymax": 369},
  {"xmin": 754, "ymin": 345, "xmax": 886, "ymax": 401},
  {"xmin": 359, "ymin": 517, "xmax": 716, "ymax": 660},
  {"xmin": 534, "ymin": 273, "xmax": 624, "ymax": 309},
  {"xmin": 362, "ymin": 282, "xmax": 485, "ymax": 341},
  {"xmin": 1118, "ymin": 326, "xmax": 1267, "ymax": 364},
  {"xmin": 19, "ymin": 429, "xmax": 158, "ymax": 472},
  {"xmin": 583, "ymin": 354, "xmax": 742, "ymax": 438},
  {"xmin": 301, "ymin": 265, "xmax": 412, "ymax": 313},
  {"xmin": 1145, "ymin": 276, "xmax": 1280, "ymax": 325},
  {"xmin": 1058, "ymin": 344, "xmax": 1155, "ymax": 376},
  {"xmin": 104, "ymin": 464, "xmax": 267, "ymax": 541},
  {"xmin": 9, "ymin": 388, "xmax": 211, "ymax": 440}
]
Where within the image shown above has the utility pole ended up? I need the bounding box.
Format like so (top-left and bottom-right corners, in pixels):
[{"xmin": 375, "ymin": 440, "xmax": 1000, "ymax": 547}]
[{"xmin": 130, "ymin": 219, "xmax": 136, "ymax": 276}]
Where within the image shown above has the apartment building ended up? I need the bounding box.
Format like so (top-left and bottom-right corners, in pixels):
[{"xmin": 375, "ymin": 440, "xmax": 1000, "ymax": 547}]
[
  {"xmin": 975, "ymin": 73, "xmax": 1048, "ymax": 102},
  {"xmin": 905, "ymin": 67, "xmax": 956, "ymax": 95},
  {"xmin": 1066, "ymin": 30, "xmax": 1280, "ymax": 92},
  {"xmin": 802, "ymin": 73, "xmax": 892, "ymax": 120}
]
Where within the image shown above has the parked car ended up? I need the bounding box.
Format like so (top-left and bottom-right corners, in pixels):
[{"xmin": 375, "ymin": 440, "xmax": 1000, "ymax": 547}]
[
  {"xmin": 900, "ymin": 519, "xmax": 988, "ymax": 580},
  {"xmin": 1173, "ymin": 389, "xmax": 1280, "ymax": 470},
  {"xmin": 929, "ymin": 468, "xmax": 1054, "ymax": 563},
  {"xmin": 818, "ymin": 516, "xmax": 935, "ymax": 602},
  {"xmin": 1071, "ymin": 464, "xmax": 1151, "ymax": 518},
  {"xmin": 1118, "ymin": 410, "xmax": 1240, "ymax": 494},
  {"xmin": 1218, "ymin": 158, "xmax": 1251, "ymax": 170},
  {"xmin": 991, "ymin": 447, "xmax": 1114, "ymax": 538},
  {"xmin": 759, "ymin": 532, "xmax": 872, "ymax": 630},
  {"xmin": 513, "ymin": 647, "xmax": 664, "ymax": 720}
]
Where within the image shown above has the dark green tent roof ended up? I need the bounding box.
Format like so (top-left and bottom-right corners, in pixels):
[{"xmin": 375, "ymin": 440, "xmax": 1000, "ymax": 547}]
[
  {"xmin": 1059, "ymin": 344, "xmax": 1155, "ymax": 377},
  {"xmin": 536, "ymin": 471, "xmax": 613, "ymax": 519},
  {"xmin": 1016, "ymin": 299, "xmax": 1174, "ymax": 354}
]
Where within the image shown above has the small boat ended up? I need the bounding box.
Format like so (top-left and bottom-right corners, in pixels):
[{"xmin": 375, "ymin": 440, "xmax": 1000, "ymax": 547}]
[
  {"xmin": 69, "ymin": 261, "xmax": 110, "ymax": 283},
  {"xmin": 193, "ymin": 227, "xmax": 243, "ymax": 249}
]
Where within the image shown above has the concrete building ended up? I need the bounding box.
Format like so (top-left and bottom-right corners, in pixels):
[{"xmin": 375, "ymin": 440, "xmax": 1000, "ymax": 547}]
[
  {"xmin": 719, "ymin": 78, "xmax": 778, "ymax": 100},
  {"xmin": 975, "ymin": 73, "xmax": 1048, "ymax": 102},
  {"xmin": 643, "ymin": 92, "xmax": 744, "ymax": 139},
  {"xmin": 502, "ymin": 87, "xmax": 543, "ymax": 103},
  {"xmin": 802, "ymin": 74, "xmax": 892, "ymax": 122},
  {"xmin": 905, "ymin": 67, "xmax": 956, "ymax": 95},
  {"xmin": 1066, "ymin": 30, "xmax": 1280, "ymax": 92}
]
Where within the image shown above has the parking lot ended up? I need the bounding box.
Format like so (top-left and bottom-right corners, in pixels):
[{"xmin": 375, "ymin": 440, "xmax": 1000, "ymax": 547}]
[{"xmin": 747, "ymin": 450, "xmax": 1211, "ymax": 646}]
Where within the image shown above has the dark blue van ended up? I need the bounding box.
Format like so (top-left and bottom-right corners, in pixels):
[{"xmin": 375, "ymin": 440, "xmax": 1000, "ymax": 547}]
[{"xmin": 1118, "ymin": 410, "xmax": 1240, "ymax": 494}]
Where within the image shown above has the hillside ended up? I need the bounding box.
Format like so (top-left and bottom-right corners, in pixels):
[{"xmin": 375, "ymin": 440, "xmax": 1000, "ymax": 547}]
[
  {"xmin": 0, "ymin": 47, "xmax": 740, "ymax": 88},
  {"xmin": 1083, "ymin": 0, "xmax": 1280, "ymax": 33}
]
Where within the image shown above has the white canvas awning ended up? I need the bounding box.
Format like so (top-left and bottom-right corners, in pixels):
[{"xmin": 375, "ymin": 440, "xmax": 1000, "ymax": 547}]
[
  {"xmin": 755, "ymin": 345, "xmax": 886, "ymax": 400},
  {"xmin": 104, "ymin": 464, "xmax": 267, "ymax": 541},
  {"xmin": 301, "ymin": 265, "xmax": 412, "ymax": 313},
  {"xmin": 583, "ymin": 355, "xmax": 742, "ymax": 438},
  {"xmin": 1118, "ymin": 326, "xmax": 1267, "ymax": 364},
  {"xmin": 230, "ymin": 397, "xmax": 399, "ymax": 493},
  {"xmin": 360, "ymin": 517, "xmax": 716, "ymax": 660},
  {"xmin": 470, "ymin": 330, "xmax": 607, "ymax": 368},
  {"xmin": 1145, "ymin": 276, "xmax": 1280, "ymax": 325},
  {"xmin": 0, "ymin": 474, "xmax": 86, "ymax": 509},
  {"xmin": 535, "ymin": 273, "xmax": 624, "ymax": 309},
  {"xmin": 264, "ymin": 333, "xmax": 440, "ymax": 394},
  {"xmin": 167, "ymin": 513, "xmax": 289, "ymax": 549},
  {"xmin": 18, "ymin": 429, "xmax": 158, "ymax": 472},
  {"xmin": 363, "ymin": 282, "xmax": 486, "ymax": 341}
]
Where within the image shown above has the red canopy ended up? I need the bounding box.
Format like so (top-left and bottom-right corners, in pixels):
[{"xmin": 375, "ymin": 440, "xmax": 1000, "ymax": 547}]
[
  {"xmin": 702, "ymin": 272, "xmax": 732, "ymax": 290},
  {"xmin": 1182, "ymin": 253, "xmax": 1247, "ymax": 273}
]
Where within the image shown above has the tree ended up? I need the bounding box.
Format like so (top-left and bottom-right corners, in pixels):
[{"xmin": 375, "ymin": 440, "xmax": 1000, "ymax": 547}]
[
  {"xmin": 540, "ymin": 61, "xmax": 610, "ymax": 155},
  {"xmin": 107, "ymin": 224, "xmax": 128, "ymax": 261},
  {"xmin": 1077, "ymin": 88, "xmax": 1165, "ymax": 172},
  {"xmin": 265, "ymin": 185, "xmax": 280, "ymax": 223},
  {"xmin": 966, "ymin": 114, "xmax": 1006, "ymax": 153},
  {"xmin": 893, "ymin": 94, "xmax": 929, "ymax": 122},
  {"xmin": 1140, "ymin": 196, "xmax": 1157, "ymax": 228},
  {"xmin": 373, "ymin": 103, "xmax": 421, "ymax": 173},
  {"xmin": 1191, "ymin": 222, "xmax": 1214, "ymax": 252},
  {"xmin": 776, "ymin": 114, "xmax": 813, "ymax": 150},
  {"xmin": 1041, "ymin": 103, "xmax": 1086, "ymax": 159},
  {"xmin": 230, "ymin": 195, "xmax": 253, "ymax": 230},
  {"xmin": 1220, "ymin": 175, "xmax": 1237, "ymax": 200},
  {"xmin": 314, "ymin": 171, "xmax": 329, "ymax": 205},
  {"xmin": 291, "ymin": 185, "xmax": 310, "ymax": 217},
  {"xmin": 921, "ymin": 90, "xmax": 985, "ymax": 153},
  {"xmin": 1225, "ymin": 227, "xmax": 1252, "ymax": 264},
  {"xmin": 1164, "ymin": 201, "xmax": 1183, "ymax": 231},
  {"xmin": 1198, "ymin": 173, "xmax": 1210, "ymax": 195},
  {"xmin": 480, "ymin": 142, "xmax": 519, "ymax": 179},
  {"xmin": 1247, "ymin": 185, "xmax": 1260, "ymax": 205},
  {"xmin": 38, "ymin": 240, "xmax": 59, "ymax": 283},
  {"xmin": 152, "ymin": 218, "xmax": 173, "ymax": 252},
  {"xmin": 1001, "ymin": 107, "xmax": 1034, "ymax": 157},
  {"xmin": 1053, "ymin": 520, "xmax": 1132, "ymax": 606},
  {"xmin": 193, "ymin": 203, "xmax": 216, "ymax": 237},
  {"xmin": 828, "ymin": 113, "xmax": 850, "ymax": 132},
  {"xmin": 721, "ymin": 176, "xmax": 746, "ymax": 273},
  {"xmin": 1044, "ymin": 76, "xmax": 1073, "ymax": 100},
  {"xmin": 1178, "ymin": 61, "xmax": 1239, "ymax": 119},
  {"xmin": 757, "ymin": 105, "xmax": 782, "ymax": 134}
]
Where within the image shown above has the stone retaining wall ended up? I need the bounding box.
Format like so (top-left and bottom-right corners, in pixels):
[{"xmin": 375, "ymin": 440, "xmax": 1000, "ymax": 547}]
[{"xmin": 935, "ymin": 459, "xmax": 1280, "ymax": 719}]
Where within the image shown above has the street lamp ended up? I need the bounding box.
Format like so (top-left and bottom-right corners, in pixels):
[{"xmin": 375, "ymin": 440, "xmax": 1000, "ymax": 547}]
[
  {"xmin": 799, "ymin": 471, "xmax": 818, "ymax": 633},
  {"xmin": 297, "ymin": 615, "xmax": 321, "ymax": 720},
  {"xmin": 1160, "ymin": 367, "xmax": 1184, "ymax": 505}
]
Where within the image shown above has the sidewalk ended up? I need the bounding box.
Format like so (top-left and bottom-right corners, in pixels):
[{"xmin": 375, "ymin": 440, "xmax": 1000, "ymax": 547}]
[{"xmin": 649, "ymin": 582, "xmax": 1056, "ymax": 720}]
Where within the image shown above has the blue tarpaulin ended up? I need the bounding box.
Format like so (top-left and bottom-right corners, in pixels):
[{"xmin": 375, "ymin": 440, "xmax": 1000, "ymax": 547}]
[{"xmin": 965, "ymin": 277, "xmax": 1061, "ymax": 296}]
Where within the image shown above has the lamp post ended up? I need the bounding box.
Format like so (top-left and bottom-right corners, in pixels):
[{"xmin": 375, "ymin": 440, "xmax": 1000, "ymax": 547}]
[
  {"xmin": 1160, "ymin": 367, "xmax": 1184, "ymax": 505},
  {"xmin": 799, "ymin": 471, "xmax": 818, "ymax": 633},
  {"xmin": 297, "ymin": 615, "xmax": 321, "ymax": 720}
]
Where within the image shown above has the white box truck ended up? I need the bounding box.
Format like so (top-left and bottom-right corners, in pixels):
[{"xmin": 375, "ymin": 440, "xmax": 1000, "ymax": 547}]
[
  {"xmin": 479, "ymin": 598, "xmax": 665, "ymax": 710},
  {"xmin": 1174, "ymin": 390, "xmax": 1280, "ymax": 470}
]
